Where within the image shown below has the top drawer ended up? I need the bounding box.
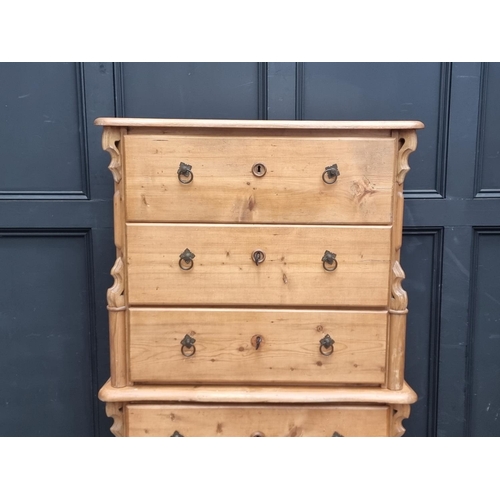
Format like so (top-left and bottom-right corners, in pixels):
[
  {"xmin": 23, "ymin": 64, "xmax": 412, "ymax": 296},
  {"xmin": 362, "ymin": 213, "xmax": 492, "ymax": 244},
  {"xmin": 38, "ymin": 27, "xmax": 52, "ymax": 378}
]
[{"xmin": 123, "ymin": 135, "xmax": 396, "ymax": 224}]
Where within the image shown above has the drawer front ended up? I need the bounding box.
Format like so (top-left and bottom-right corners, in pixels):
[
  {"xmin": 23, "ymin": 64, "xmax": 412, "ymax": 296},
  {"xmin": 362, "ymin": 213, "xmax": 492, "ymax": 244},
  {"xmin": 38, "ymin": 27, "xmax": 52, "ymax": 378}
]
[
  {"xmin": 126, "ymin": 224, "xmax": 391, "ymax": 307},
  {"xmin": 124, "ymin": 135, "xmax": 396, "ymax": 224},
  {"xmin": 129, "ymin": 309, "xmax": 388, "ymax": 386},
  {"xmin": 125, "ymin": 404, "xmax": 390, "ymax": 436}
]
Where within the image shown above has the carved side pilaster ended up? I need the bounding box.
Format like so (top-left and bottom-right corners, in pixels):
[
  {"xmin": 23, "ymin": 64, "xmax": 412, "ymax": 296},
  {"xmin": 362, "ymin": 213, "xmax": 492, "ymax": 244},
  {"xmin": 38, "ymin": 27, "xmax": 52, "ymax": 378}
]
[
  {"xmin": 106, "ymin": 402, "xmax": 124, "ymax": 437},
  {"xmin": 387, "ymin": 130, "xmax": 416, "ymax": 391},
  {"xmin": 387, "ymin": 261, "xmax": 408, "ymax": 390},
  {"xmin": 391, "ymin": 404, "xmax": 411, "ymax": 437},
  {"xmin": 103, "ymin": 127, "xmax": 128, "ymax": 388}
]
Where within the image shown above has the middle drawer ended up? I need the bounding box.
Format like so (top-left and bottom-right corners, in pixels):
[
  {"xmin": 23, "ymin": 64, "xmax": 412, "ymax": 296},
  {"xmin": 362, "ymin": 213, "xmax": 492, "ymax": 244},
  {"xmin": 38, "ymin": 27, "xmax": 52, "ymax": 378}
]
[
  {"xmin": 126, "ymin": 224, "xmax": 391, "ymax": 307},
  {"xmin": 129, "ymin": 308, "xmax": 388, "ymax": 385}
]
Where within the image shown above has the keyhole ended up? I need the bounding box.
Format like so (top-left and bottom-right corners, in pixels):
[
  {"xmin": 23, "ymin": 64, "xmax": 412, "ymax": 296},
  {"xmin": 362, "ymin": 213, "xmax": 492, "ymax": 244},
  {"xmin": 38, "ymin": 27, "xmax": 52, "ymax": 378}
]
[
  {"xmin": 254, "ymin": 251, "xmax": 262, "ymax": 264},
  {"xmin": 252, "ymin": 163, "xmax": 267, "ymax": 177},
  {"xmin": 252, "ymin": 249, "xmax": 266, "ymax": 266},
  {"xmin": 251, "ymin": 335, "xmax": 263, "ymax": 350}
]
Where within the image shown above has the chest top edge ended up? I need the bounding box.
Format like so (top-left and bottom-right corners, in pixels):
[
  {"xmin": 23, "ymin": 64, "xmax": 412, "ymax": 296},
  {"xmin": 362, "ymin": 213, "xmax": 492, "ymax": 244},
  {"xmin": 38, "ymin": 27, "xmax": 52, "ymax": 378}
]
[{"xmin": 94, "ymin": 117, "xmax": 425, "ymax": 130}]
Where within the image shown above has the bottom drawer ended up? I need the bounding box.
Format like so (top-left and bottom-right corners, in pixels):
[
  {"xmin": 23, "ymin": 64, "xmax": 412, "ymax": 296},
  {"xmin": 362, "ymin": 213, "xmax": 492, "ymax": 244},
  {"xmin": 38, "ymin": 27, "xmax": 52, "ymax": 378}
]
[{"xmin": 125, "ymin": 404, "xmax": 390, "ymax": 437}]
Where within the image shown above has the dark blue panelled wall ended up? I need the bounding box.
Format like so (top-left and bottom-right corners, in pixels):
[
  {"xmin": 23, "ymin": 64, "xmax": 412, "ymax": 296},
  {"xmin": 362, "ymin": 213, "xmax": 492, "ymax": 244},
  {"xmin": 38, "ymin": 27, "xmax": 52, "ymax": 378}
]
[{"xmin": 1, "ymin": 62, "xmax": 498, "ymax": 436}]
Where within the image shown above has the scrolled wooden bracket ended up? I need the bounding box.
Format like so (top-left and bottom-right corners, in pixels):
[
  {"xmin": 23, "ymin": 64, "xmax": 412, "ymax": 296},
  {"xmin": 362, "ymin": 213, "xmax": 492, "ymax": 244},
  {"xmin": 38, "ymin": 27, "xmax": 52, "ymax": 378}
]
[
  {"xmin": 107, "ymin": 256, "xmax": 125, "ymax": 310},
  {"xmin": 103, "ymin": 127, "xmax": 122, "ymax": 183},
  {"xmin": 392, "ymin": 404, "xmax": 411, "ymax": 437},
  {"xmin": 390, "ymin": 260, "xmax": 408, "ymax": 313},
  {"xmin": 106, "ymin": 402, "xmax": 124, "ymax": 437},
  {"xmin": 396, "ymin": 130, "xmax": 417, "ymax": 185}
]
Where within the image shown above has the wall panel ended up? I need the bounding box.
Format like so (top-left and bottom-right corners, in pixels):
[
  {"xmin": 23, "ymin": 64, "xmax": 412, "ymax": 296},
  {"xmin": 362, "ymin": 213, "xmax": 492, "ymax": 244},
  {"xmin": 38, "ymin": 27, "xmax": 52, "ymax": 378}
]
[
  {"xmin": 0, "ymin": 63, "xmax": 88, "ymax": 198},
  {"xmin": 0, "ymin": 233, "xmax": 95, "ymax": 436}
]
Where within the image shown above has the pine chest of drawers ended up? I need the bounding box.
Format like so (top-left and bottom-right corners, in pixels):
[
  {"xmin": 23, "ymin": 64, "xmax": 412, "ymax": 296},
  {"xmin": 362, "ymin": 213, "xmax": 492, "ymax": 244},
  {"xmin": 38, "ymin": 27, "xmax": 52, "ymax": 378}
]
[{"xmin": 96, "ymin": 118, "xmax": 422, "ymax": 437}]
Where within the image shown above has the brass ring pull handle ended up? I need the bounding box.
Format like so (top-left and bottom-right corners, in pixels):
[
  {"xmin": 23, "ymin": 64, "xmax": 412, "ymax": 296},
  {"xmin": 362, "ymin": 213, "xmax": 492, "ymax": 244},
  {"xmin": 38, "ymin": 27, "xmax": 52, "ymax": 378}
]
[
  {"xmin": 252, "ymin": 163, "xmax": 267, "ymax": 177},
  {"xmin": 180, "ymin": 333, "xmax": 196, "ymax": 357},
  {"xmin": 252, "ymin": 249, "xmax": 266, "ymax": 266},
  {"xmin": 251, "ymin": 431, "xmax": 265, "ymax": 437},
  {"xmin": 171, "ymin": 430, "xmax": 184, "ymax": 437},
  {"xmin": 319, "ymin": 334, "xmax": 335, "ymax": 356},
  {"xmin": 332, "ymin": 432, "xmax": 344, "ymax": 437},
  {"xmin": 179, "ymin": 248, "xmax": 195, "ymax": 271},
  {"xmin": 177, "ymin": 162, "xmax": 193, "ymax": 184},
  {"xmin": 322, "ymin": 250, "xmax": 338, "ymax": 272},
  {"xmin": 322, "ymin": 164, "xmax": 340, "ymax": 184}
]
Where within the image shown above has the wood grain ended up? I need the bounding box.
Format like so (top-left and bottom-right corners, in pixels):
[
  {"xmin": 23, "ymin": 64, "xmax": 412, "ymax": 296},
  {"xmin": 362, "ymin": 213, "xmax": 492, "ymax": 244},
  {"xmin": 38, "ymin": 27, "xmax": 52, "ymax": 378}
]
[
  {"xmin": 98, "ymin": 379, "xmax": 418, "ymax": 405},
  {"xmin": 126, "ymin": 224, "xmax": 392, "ymax": 307},
  {"xmin": 95, "ymin": 117, "xmax": 425, "ymax": 129},
  {"xmin": 125, "ymin": 404, "xmax": 390, "ymax": 437},
  {"xmin": 129, "ymin": 308, "xmax": 388, "ymax": 385},
  {"xmin": 124, "ymin": 135, "xmax": 396, "ymax": 224}
]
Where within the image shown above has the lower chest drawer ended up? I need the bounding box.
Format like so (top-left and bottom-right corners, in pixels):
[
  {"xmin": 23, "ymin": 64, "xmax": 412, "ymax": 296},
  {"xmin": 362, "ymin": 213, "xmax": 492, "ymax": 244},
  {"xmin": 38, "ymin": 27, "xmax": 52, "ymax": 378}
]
[
  {"xmin": 129, "ymin": 309, "xmax": 387, "ymax": 385},
  {"xmin": 125, "ymin": 404, "xmax": 391, "ymax": 437}
]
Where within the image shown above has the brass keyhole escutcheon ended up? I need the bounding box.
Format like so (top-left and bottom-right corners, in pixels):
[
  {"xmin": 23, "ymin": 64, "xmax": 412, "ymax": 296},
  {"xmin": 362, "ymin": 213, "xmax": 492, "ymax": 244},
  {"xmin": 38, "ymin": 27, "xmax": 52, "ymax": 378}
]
[
  {"xmin": 252, "ymin": 163, "xmax": 267, "ymax": 177},
  {"xmin": 252, "ymin": 249, "xmax": 266, "ymax": 266},
  {"xmin": 251, "ymin": 335, "xmax": 263, "ymax": 350}
]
